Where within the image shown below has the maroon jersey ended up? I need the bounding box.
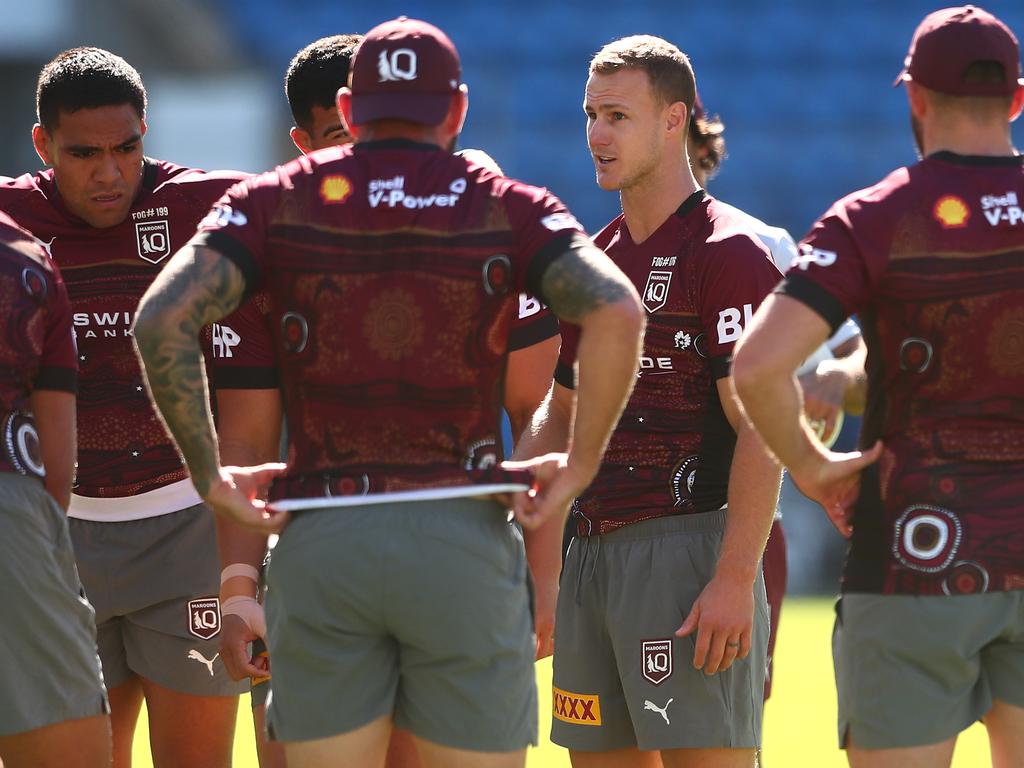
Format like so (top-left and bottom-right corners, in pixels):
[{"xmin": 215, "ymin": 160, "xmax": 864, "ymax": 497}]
[
  {"xmin": 0, "ymin": 212, "xmax": 77, "ymax": 479},
  {"xmin": 194, "ymin": 139, "xmax": 585, "ymax": 500},
  {"xmin": 0, "ymin": 160, "xmax": 274, "ymax": 498},
  {"xmin": 782, "ymin": 152, "xmax": 1024, "ymax": 596},
  {"xmin": 556, "ymin": 191, "xmax": 780, "ymax": 535}
]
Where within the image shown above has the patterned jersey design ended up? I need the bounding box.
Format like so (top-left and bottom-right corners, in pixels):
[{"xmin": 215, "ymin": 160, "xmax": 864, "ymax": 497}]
[
  {"xmin": 0, "ymin": 211, "xmax": 77, "ymax": 478},
  {"xmin": 0, "ymin": 160, "xmax": 272, "ymax": 496},
  {"xmin": 556, "ymin": 191, "xmax": 781, "ymax": 534},
  {"xmin": 782, "ymin": 152, "xmax": 1024, "ymax": 595},
  {"xmin": 195, "ymin": 140, "xmax": 582, "ymax": 499}
]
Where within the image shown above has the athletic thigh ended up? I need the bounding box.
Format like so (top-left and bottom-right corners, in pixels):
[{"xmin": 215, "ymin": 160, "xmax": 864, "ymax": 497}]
[
  {"xmin": 390, "ymin": 500, "xmax": 537, "ymax": 753},
  {"xmin": 833, "ymin": 592, "xmax": 1018, "ymax": 749},
  {"xmin": 0, "ymin": 475, "xmax": 109, "ymax": 737},
  {"xmin": 606, "ymin": 513, "xmax": 765, "ymax": 751},
  {"xmin": 551, "ymin": 535, "xmax": 636, "ymax": 752}
]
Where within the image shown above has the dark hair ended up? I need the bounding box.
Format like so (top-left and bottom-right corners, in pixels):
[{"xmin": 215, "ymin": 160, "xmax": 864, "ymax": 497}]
[
  {"xmin": 285, "ymin": 34, "xmax": 363, "ymax": 130},
  {"xmin": 590, "ymin": 35, "xmax": 696, "ymax": 124},
  {"xmin": 36, "ymin": 47, "xmax": 146, "ymax": 131},
  {"xmin": 689, "ymin": 111, "xmax": 727, "ymax": 180}
]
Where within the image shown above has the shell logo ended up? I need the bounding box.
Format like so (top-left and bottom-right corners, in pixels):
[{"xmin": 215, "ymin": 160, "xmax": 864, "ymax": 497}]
[
  {"xmin": 320, "ymin": 175, "xmax": 352, "ymax": 204},
  {"xmin": 933, "ymin": 195, "xmax": 970, "ymax": 228}
]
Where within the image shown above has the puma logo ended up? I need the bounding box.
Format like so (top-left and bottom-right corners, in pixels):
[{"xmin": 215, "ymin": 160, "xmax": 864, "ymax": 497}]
[
  {"xmin": 644, "ymin": 698, "xmax": 674, "ymax": 725},
  {"xmin": 187, "ymin": 649, "xmax": 219, "ymax": 676}
]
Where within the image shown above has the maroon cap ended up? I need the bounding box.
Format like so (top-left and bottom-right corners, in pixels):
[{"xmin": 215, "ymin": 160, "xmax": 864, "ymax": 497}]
[
  {"xmin": 896, "ymin": 5, "xmax": 1024, "ymax": 97},
  {"xmin": 348, "ymin": 17, "xmax": 462, "ymax": 126}
]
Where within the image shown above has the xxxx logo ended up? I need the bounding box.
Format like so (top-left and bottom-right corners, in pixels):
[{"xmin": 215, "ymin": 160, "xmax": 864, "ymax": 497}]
[{"xmin": 552, "ymin": 686, "xmax": 602, "ymax": 726}]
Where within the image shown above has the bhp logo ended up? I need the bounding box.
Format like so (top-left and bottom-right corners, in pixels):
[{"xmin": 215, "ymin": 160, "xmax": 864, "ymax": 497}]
[{"xmin": 552, "ymin": 687, "xmax": 602, "ymax": 726}]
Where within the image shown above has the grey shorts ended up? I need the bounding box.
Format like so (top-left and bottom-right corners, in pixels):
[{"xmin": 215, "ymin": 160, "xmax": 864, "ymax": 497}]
[
  {"xmin": 552, "ymin": 510, "xmax": 768, "ymax": 752},
  {"xmin": 834, "ymin": 591, "xmax": 1024, "ymax": 749},
  {"xmin": 0, "ymin": 474, "xmax": 109, "ymax": 736},
  {"xmin": 264, "ymin": 498, "xmax": 537, "ymax": 751},
  {"xmin": 69, "ymin": 503, "xmax": 247, "ymax": 697}
]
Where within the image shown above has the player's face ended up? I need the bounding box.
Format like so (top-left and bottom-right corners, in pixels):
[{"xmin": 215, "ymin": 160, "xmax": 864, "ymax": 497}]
[
  {"xmin": 584, "ymin": 69, "xmax": 664, "ymax": 192},
  {"xmin": 305, "ymin": 104, "xmax": 353, "ymax": 151},
  {"xmin": 33, "ymin": 105, "xmax": 146, "ymax": 229}
]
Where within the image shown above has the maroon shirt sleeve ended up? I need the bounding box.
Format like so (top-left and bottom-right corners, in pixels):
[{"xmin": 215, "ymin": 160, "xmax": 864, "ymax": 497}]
[
  {"xmin": 509, "ymin": 292, "xmax": 559, "ymax": 351},
  {"xmin": 697, "ymin": 233, "xmax": 781, "ymax": 379},
  {"xmin": 34, "ymin": 259, "xmax": 77, "ymax": 393},
  {"xmin": 192, "ymin": 171, "xmax": 282, "ymax": 298},
  {"xmin": 500, "ymin": 180, "xmax": 587, "ymax": 300},
  {"xmin": 779, "ymin": 207, "xmax": 878, "ymax": 334},
  {"xmin": 206, "ymin": 291, "xmax": 279, "ymax": 390}
]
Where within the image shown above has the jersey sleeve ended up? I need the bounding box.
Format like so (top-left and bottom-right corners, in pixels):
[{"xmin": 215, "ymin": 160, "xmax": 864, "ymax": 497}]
[
  {"xmin": 192, "ymin": 171, "xmax": 282, "ymax": 300},
  {"xmin": 34, "ymin": 264, "xmax": 77, "ymax": 393},
  {"xmin": 698, "ymin": 234, "xmax": 782, "ymax": 379},
  {"xmin": 501, "ymin": 181, "xmax": 588, "ymax": 302},
  {"xmin": 778, "ymin": 209, "xmax": 876, "ymax": 334},
  {"xmin": 205, "ymin": 291, "xmax": 279, "ymax": 390},
  {"xmin": 508, "ymin": 293, "xmax": 559, "ymax": 351}
]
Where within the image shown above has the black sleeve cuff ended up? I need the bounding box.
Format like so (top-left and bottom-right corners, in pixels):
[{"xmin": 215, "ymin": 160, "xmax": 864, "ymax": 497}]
[
  {"xmin": 34, "ymin": 366, "xmax": 77, "ymax": 394},
  {"xmin": 553, "ymin": 359, "xmax": 575, "ymax": 390},
  {"xmin": 193, "ymin": 231, "xmax": 260, "ymax": 302},
  {"xmin": 508, "ymin": 314, "xmax": 559, "ymax": 351},
  {"xmin": 210, "ymin": 366, "xmax": 280, "ymax": 390},
  {"xmin": 526, "ymin": 231, "xmax": 585, "ymax": 305},
  {"xmin": 777, "ymin": 273, "xmax": 848, "ymax": 336},
  {"xmin": 710, "ymin": 356, "xmax": 732, "ymax": 380}
]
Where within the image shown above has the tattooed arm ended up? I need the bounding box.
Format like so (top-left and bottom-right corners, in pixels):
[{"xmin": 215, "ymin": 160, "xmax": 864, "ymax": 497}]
[
  {"xmin": 506, "ymin": 234, "xmax": 644, "ymax": 527},
  {"xmin": 133, "ymin": 243, "xmax": 285, "ymax": 531}
]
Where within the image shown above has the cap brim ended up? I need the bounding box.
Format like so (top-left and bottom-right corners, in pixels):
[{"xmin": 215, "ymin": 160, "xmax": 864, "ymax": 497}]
[
  {"xmin": 893, "ymin": 68, "xmax": 910, "ymax": 88},
  {"xmin": 350, "ymin": 92, "xmax": 452, "ymax": 126}
]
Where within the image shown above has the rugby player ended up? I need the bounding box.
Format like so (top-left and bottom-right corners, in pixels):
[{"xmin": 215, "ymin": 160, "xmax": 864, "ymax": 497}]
[
  {"xmin": 733, "ymin": 6, "xmax": 1024, "ymax": 766},
  {"xmin": 686, "ymin": 91, "xmax": 866, "ymax": 704},
  {"xmin": 0, "ymin": 47, "xmax": 270, "ymax": 768},
  {"xmin": 0, "ymin": 212, "xmax": 111, "ymax": 768},
  {"xmin": 517, "ymin": 35, "xmax": 782, "ymax": 768},
  {"xmin": 134, "ymin": 16, "xmax": 643, "ymax": 768}
]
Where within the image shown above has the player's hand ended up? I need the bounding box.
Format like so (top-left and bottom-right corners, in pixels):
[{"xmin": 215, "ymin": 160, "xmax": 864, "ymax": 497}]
[
  {"xmin": 676, "ymin": 573, "xmax": 754, "ymax": 675},
  {"xmin": 533, "ymin": 567, "xmax": 559, "ymax": 660},
  {"xmin": 203, "ymin": 463, "xmax": 290, "ymax": 534},
  {"xmin": 502, "ymin": 453, "xmax": 590, "ymax": 530},
  {"xmin": 799, "ymin": 361, "xmax": 849, "ymax": 440},
  {"xmin": 219, "ymin": 611, "xmax": 265, "ymax": 681},
  {"xmin": 790, "ymin": 441, "xmax": 883, "ymax": 537}
]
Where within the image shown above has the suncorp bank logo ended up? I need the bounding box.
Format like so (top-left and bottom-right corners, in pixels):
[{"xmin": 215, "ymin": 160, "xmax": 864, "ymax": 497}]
[{"xmin": 368, "ymin": 176, "xmax": 466, "ymax": 209}]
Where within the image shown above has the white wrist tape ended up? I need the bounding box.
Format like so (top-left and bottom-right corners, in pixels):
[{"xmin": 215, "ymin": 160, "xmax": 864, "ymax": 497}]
[
  {"xmin": 220, "ymin": 564, "xmax": 261, "ymax": 584},
  {"xmin": 221, "ymin": 595, "xmax": 267, "ymax": 638}
]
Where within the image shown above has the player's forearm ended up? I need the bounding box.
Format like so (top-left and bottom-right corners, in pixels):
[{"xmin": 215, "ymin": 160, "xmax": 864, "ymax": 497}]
[
  {"xmin": 570, "ymin": 301, "xmax": 643, "ymax": 477},
  {"xmin": 733, "ymin": 355, "xmax": 829, "ymax": 483},
  {"xmin": 134, "ymin": 246, "xmax": 246, "ymax": 495},
  {"xmin": 716, "ymin": 421, "xmax": 782, "ymax": 584},
  {"xmin": 512, "ymin": 386, "xmax": 572, "ymax": 461},
  {"xmin": 30, "ymin": 389, "xmax": 76, "ymax": 511}
]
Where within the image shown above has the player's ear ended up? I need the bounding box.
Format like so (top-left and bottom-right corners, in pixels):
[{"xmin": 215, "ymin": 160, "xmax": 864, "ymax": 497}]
[
  {"xmin": 905, "ymin": 81, "xmax": 929, "ymax": 120},
  {"xmin": 1009, "ymin": 83, "xmax": 1024, "ymax": 123},
  {"xmin": 290, "ymin": 126, "xmax": 313, "ymax": 155},
  {"xmin": 665, "ymin": 100, "xmax": 687, "ymax": 136},
  {"xmin": 336, "ymin": 87, "xmax": 360, "ymax": 141},
  {"xmin": 140, "ymin": 116, "xmax": 148, "ymax": 138},
  {"xmin": 32, "ymin": 123, "xmax": 53, "ymax": 166},
  {"xmin": 447, "ymin": 84, "xmax": 469, "ymax": 137}
]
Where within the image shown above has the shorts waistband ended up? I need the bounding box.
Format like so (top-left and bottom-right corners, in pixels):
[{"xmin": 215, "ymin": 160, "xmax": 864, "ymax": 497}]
[{"xmin": 577, "ymin": 507, "xmax": 727, "ymax": 541}]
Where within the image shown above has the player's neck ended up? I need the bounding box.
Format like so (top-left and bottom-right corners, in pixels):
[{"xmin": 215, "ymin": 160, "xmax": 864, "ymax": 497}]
[
  {"xmin": 923, "ymin": 122, "xmax": 1017, "ymax": 158},
  {"xmin": 619, "ymin": 165, "xmax": 700, "ymax": 244}
]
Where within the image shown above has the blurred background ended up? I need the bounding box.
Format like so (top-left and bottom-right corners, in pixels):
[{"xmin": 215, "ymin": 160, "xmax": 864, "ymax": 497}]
[{"xmin": 2, "ymin": 0, "xmax": 1022, "ymax": 593}]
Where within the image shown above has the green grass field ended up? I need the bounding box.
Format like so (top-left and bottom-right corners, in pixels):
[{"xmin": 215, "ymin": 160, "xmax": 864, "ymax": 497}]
[{"xmin": 131, "ymin": 598, "xmax": 990, "ymax": 766}]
